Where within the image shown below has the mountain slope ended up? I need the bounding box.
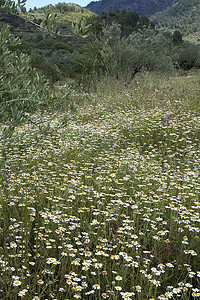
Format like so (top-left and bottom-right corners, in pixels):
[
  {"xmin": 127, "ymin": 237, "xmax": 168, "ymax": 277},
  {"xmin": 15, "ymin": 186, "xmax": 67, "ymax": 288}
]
[
  {"xmin": 86, "ymin": 0, "xmax": 179, "ymax": 16},
  {"xmin": 150, "ymin": 0, "xmax": 200, "ymax": 40}
]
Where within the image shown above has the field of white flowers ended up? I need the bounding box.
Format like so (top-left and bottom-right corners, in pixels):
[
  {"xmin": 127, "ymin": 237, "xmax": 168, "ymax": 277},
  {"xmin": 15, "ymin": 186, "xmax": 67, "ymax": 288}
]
[{"xmin": 0, "ymin": 74, "xmax": 200, "ymax": 299}]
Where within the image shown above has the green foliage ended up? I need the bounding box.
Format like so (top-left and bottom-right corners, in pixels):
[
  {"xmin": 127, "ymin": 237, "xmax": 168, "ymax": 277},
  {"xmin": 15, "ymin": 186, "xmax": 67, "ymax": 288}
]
[
  {"xmin": 29, "ymin": 42, "xmax": 75, "ymax": 82},
  {"xmin": 30, "ymin": 3, "xmax": 95, "ymax": 25},
  {"xmin": 72, "ymin": 19, "xmax": 92, "ymax": 38},
  {"xmin": 85, "ymin": 15, "xmax": 103, "ymax": 39},
  {"xmin": 173, "ymin": 41, "xmax": 200, "ymax": 70},
  {"xmin": 0, "ymin": 11, "xmax": 26, "ymax": 27},
  {"xmin": 86, "ymin": 9, "xmax": 155, "ymax": 37},
  {"xmin": 0, "ymin": 3, "xmax": 94, "ymax": 82},
  {"xmin": 0, "ymin": 25, "xmax": 52, "ymax": 124},
  {"xmin": 74, "ymin": 42, "xmax": 103, "ymax": 80},
  {"xmin": 172, "ymin": 30, "xmax": 183, "ymax": 45},
  {"xmin": 75, "ymin": 23, "xmax": 200, "ymax": 85},
  {"xmin": 101, "ymin": 24, "xmax": 174, "ymax": 83},
  {"xmin": 39, "ymin": 9, "xmax": 60, "ymax": 36},
  {"xmin": 101, "ymin": 10, "xmax": 141, "ymax": 35},
  {"xmin": 151, "ymin": 0, "xmax": 200, "ymax": 41},
  {"xmin": 1, "ymin": 0, "xmax": 200, "ymax": 89},
  {"xmin": 0, "ymin": 0, "xmax": 27, "ymax": 18},
  {"xmin": 31, "ymin": 53, "xmax": 61, "ymax": 83},
  {"xmin": 0, "ymin": 0, "xmax": 19, "ymax": 13}
]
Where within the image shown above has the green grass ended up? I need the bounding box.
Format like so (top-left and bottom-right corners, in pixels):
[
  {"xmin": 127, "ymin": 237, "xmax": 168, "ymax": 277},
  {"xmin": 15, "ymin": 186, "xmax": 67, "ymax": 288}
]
[{"xmin": 0, "ymin": 72, "xmax": 200, "ymax": 299}]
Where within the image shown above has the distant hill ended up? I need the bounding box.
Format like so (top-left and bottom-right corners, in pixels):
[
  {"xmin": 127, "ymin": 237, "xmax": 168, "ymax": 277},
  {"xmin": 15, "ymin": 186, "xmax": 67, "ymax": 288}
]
[
  {"xmin": 29, "ymin": 3, "xmax": 95, "ymax": 24},
  {"xmin": 86, "ymin": 0, "xmax": 179, "ymax": 16},
  {"xmin": 150, "ymin": 0, "xmax": 200, "ymax": 41},
  {"xmin": 0, "ymin": 3, "xmax": 95, "ymax": 32}
]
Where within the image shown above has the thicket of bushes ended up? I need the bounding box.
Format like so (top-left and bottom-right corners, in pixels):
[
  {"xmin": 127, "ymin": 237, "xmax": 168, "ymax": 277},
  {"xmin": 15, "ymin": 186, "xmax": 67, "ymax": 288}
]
[
  {"xmin": 75, "ymin": 24, "xmax": 200, "ymax": 84},
  {"xmin": 1, "ymin": 7, "xmax": 200, "ymax": 86}
]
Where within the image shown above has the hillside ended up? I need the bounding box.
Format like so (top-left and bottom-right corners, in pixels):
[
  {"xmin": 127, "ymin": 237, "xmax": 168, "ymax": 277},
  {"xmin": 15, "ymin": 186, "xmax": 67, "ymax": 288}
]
[
  {"xmin": 150, "ymin": 0, "xmax": 200, "ymax": 41},
  {"xmin": 29, "ymin": 3, "xmax": 95, "ymax": 24},
  {"xmin": 0, "ymin": 3, "xmax": 95, "ymax": 34},
  {"xmin": 0, "ymin": 3, "xmax": 95, "ymax": 82},
  {"xmin": 86, "ymin": 0, "xmax": 179, "ymax": 16}
]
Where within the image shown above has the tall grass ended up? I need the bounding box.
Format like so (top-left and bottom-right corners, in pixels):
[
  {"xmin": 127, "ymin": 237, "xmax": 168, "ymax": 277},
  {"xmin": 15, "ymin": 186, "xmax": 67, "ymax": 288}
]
[{"xmin": 0, "ymin": 72, "xmax": 199, "ymax": 299}]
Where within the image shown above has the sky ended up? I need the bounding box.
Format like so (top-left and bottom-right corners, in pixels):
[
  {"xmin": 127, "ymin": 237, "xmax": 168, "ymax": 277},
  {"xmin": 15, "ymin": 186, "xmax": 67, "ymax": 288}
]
[{"xmin": 24, "ymin": 0, "xmax": 92, "ymax": 10}]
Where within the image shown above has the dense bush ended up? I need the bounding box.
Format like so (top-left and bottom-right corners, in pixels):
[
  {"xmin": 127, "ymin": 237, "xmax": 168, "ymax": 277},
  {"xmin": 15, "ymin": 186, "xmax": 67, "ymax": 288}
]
[
  {"xmin": 75, "ymin": 24, "xmax": 200, "ymax": 85},
  {"xmin": 101, "ymin": 25, "xmax": 174, "ymax": 82},
  {"xmin": 1, "ymin": 2, "xmax": 200, "ymax": 86},
  {"xmin": 173, "ymin": 41, "xmax": 200, "ymax": 70},
  {"xmin": 87, "ymin": 9, "xmax": 155, "ymax": 37}
]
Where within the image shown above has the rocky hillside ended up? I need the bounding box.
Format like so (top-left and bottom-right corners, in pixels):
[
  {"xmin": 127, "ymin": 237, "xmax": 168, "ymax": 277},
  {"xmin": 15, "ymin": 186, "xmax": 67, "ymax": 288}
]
[{"xmin": 86, "ymin": 0, "xmax": 179, "ymax": 16}]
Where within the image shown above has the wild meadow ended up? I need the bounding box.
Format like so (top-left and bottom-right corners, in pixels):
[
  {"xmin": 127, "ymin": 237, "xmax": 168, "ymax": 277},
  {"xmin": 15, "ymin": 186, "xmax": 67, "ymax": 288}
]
[{"xmin": 0, "ymin": 72, "xmax": 200, "ymax": 299}]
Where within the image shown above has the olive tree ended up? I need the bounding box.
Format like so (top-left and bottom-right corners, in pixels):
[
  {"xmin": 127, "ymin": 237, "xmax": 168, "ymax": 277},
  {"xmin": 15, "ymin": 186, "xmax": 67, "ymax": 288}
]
[
  {"xmin": 0, "ymin": 0, "xmax": 91, "ymax": 127},
  {"xmin": 101, "ymin": 24, "xmax": 174, "ymax": 83},
  {"xmin": 0, "ymin": 24, "xmax": 53, "ymax": 125},
  {"xmin": 0, "ymin": 1, "xmax": 57, "ymax": 127},
  {"xmin": 173, "ymin": 41, "xmax": 200, "ymax": 70}
]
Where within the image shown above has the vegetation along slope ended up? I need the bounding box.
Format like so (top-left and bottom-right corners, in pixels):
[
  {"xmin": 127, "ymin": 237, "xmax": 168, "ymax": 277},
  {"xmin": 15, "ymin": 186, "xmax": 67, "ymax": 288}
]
[{"xmin": 150, "ymin": 0, "xmax": 200, "ymax": 42}]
